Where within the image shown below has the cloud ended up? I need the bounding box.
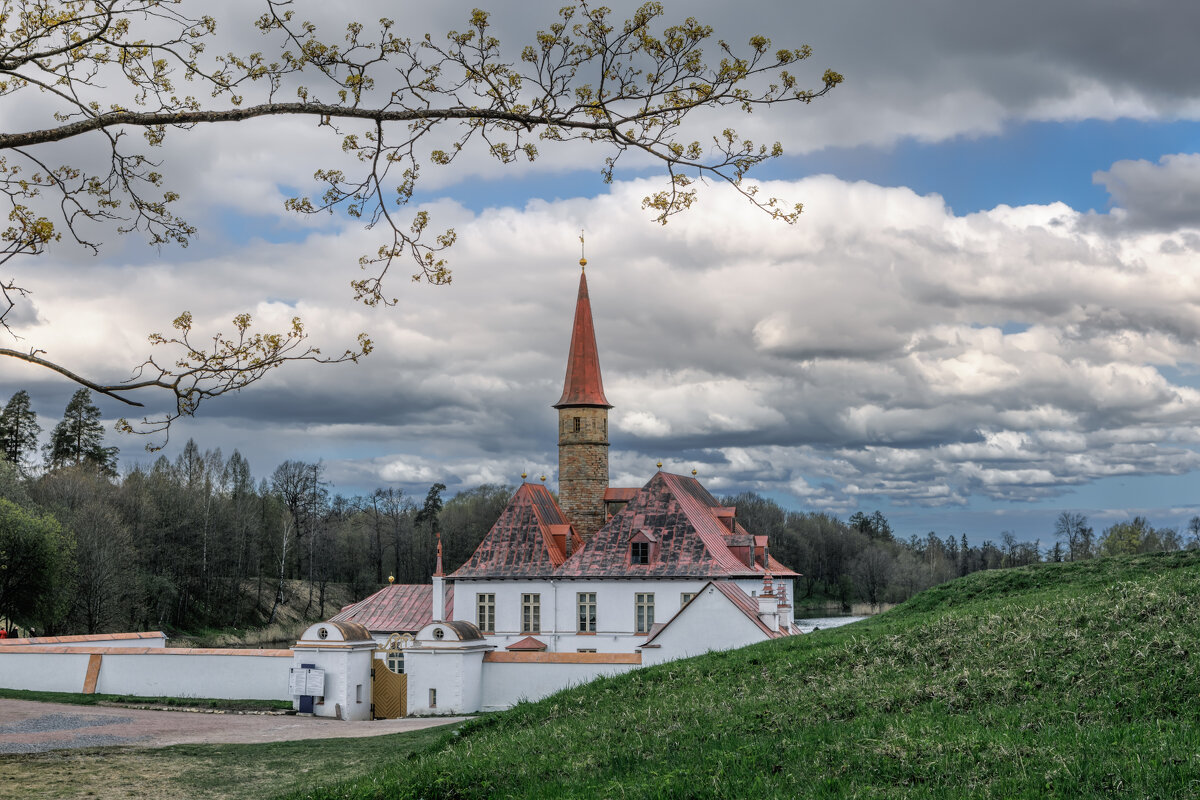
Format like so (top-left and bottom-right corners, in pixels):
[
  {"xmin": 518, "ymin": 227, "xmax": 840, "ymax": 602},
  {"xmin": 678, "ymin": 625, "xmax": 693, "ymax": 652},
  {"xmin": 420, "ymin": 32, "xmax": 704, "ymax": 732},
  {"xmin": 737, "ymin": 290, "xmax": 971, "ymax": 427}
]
[
  {"xmin": 12, "ymin": 173, "xmax": 1200, "ymax": 513},
  {"xmin": 1093, "ymin": 154, "xmax": 1200, "ymax": 230},
  {"xmin": 10, "ymin": 1, "xmax": 1200, "ymax": 525}
]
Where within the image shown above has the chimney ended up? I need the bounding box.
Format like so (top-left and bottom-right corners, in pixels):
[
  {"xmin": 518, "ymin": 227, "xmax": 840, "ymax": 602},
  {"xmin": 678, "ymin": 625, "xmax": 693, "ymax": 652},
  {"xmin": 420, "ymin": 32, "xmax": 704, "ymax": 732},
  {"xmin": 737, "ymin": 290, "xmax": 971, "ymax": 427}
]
[
  {"xmin": 757, "ymin": 573, "xmax": 779, "ymax": 633},
  {"xmin": 432, "ymin": 533, "xmax": 446, "ymax": 622}
]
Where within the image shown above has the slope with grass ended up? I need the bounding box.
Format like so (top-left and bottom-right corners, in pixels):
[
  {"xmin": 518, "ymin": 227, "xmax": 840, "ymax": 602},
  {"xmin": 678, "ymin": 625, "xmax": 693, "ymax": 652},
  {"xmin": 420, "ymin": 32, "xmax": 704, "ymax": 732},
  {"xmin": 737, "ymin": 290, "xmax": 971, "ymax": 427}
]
[{"xmin": 287, "ymin": 552, "xmax": 1200, "ymax": 799}]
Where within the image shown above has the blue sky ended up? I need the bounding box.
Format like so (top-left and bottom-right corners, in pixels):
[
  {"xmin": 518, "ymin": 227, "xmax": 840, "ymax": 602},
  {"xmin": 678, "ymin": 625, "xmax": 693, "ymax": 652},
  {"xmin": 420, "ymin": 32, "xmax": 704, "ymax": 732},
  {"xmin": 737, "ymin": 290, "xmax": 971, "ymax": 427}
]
[{"xmin": 8, "ymin": 0, "xmax": 1200, "ymax": 548}]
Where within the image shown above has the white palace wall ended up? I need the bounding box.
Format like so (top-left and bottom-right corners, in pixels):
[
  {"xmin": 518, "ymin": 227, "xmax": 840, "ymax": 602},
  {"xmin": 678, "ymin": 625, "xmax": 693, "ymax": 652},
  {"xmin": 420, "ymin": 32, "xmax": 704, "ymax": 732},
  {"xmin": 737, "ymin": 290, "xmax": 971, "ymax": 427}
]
[{"xmin": 0, "ymin": 645, "xmax": 292, "ymax": 700}]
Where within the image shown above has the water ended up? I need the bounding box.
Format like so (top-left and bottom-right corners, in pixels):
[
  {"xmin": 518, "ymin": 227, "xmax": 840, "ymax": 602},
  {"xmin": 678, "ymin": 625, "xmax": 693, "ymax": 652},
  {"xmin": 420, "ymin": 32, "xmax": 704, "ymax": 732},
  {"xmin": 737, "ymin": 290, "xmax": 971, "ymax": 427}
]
[{"xmin": 794, "ymin": 615, "xmax": 867, "ymax": 634}]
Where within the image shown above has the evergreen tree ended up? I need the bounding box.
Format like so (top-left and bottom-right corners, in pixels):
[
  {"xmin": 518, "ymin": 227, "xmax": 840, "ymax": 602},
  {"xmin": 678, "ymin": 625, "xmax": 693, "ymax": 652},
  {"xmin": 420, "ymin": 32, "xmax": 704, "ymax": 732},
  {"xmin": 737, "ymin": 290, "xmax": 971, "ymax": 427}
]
[
  {"xmin": 0, "ymin": 390, "xmax": 41, "ymax": 474},
  {"xmin": 45, "ymin": 390, "xmax": 118, "ymax": 476}
]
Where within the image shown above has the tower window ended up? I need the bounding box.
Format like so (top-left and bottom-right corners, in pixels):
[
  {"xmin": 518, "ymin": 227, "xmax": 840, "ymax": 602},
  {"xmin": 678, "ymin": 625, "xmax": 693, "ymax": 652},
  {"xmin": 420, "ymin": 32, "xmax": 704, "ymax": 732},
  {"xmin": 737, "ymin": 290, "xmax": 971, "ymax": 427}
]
[
  {"xmin": 631, "ymin": 542, "xmax": 650, "ymax": 565},
  {"xmin": 573, "ymin": 416, "xmax": 581, "ymax": 432}
]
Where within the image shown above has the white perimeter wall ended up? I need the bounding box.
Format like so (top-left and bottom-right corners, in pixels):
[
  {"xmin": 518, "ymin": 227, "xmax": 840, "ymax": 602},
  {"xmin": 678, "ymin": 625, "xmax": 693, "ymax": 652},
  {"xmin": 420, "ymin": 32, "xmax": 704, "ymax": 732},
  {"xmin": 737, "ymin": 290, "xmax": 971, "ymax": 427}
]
[
  {"xmin": 0, "ymin": 650, "xmax": 94, "ymax": 693},
  {"xmin": 478, "ymin": 660, "xmax": 639, "ymax": 711},
  {"xmin": 0, "ymin": 632, "xmax": 167, "ymax": 649},
  {"xmin": 0, "ymin": 647, "xmax": 292, "ymax": 700}
]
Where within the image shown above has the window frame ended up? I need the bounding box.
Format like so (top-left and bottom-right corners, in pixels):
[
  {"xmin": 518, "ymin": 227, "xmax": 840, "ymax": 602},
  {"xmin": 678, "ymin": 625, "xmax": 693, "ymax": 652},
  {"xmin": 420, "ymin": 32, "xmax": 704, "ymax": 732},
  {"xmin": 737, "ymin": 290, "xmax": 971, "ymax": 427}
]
[
  {"xmin": 476, "ymin": 592, "xmax": 496, "ymax": 634},
  {"xmin": 577, "ymin": 592, "xmax": 597, "ymax": 633},
  {"xmin": 631, "ymin": 541, "xmax": 650, "ymax": 565},
  {"xmin": 635, "ymin": 592, "xmax": 655, "ymax": 634},
  {"xmin": 521, "ymin": 592, "xmax": 541, "ymax": 634}
]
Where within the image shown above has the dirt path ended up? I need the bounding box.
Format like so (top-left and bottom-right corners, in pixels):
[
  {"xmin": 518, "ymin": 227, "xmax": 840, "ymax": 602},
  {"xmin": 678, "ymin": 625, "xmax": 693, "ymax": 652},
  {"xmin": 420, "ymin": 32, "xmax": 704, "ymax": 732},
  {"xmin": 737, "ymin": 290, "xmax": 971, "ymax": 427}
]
[{"xmin": 0, "ymin": 699, "xmax": 463, "ymax": 753}]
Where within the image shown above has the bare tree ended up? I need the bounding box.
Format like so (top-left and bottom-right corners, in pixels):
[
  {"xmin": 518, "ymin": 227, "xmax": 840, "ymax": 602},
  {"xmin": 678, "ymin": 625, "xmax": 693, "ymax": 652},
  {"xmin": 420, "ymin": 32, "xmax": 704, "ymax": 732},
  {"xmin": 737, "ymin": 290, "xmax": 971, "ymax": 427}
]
[
  {"xmin": 1054, "ymin": 511, "xmax": 1092, "ymax": 561},
  {"xmin": 1, "ymin": 1, "xmax": 841, "ymax": 438}
]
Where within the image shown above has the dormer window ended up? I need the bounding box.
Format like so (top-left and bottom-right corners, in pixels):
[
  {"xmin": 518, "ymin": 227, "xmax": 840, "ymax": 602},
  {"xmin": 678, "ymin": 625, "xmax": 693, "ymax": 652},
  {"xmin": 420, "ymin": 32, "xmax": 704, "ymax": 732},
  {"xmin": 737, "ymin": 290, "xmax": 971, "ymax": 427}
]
[{"xmin": 629, "ymin": 529, "xmax": 658, "ymax": 565}]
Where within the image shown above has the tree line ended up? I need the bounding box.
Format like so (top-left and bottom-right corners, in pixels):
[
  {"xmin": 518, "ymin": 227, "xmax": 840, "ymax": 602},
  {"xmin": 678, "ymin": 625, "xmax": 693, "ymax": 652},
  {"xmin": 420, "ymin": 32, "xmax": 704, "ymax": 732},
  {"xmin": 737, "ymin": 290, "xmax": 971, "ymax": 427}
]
[
  {"xmin": 0, "ymin": 390, "xmax": 514, "ymax": 636},
  {"xmin": 726, "ymin": 494, "xmax": 1200, "ymax": 610}
]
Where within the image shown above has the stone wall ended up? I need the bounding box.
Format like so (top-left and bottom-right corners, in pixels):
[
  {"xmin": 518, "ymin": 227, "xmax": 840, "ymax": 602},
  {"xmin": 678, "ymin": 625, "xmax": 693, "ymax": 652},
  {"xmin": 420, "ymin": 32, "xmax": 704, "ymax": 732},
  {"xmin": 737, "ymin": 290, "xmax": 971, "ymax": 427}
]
[{"xmin": 557, "ymin": 405, "xmax": 609, "ymax": 539}]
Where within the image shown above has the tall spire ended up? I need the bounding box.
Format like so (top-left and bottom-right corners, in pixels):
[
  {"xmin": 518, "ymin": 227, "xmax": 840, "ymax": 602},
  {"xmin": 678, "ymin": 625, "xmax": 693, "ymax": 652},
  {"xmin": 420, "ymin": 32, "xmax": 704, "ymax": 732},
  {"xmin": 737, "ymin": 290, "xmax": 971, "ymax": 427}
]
[
  {"xmin": 554, "ymin": 268, "xmax": 612, "ymax": 409},
  {"xmin": 554, "ymin": 253, "xmax": 611, "ymax": 541}
]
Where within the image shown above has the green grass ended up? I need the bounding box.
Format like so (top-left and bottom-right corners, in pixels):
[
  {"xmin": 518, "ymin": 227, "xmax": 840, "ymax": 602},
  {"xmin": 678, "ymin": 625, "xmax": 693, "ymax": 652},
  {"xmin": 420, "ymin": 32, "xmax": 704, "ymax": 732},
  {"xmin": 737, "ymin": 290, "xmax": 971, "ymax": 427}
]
[
  {"xmin": 281, "ymin": 551, "xmax": 1200, "ymax": 799},
  {"xmin": 0, "ymin": 726, "xmax": 454, "ymax": 800},
  {"xmin": 0, "ymin": 687, "xmax": 292, "ymax": 712}
]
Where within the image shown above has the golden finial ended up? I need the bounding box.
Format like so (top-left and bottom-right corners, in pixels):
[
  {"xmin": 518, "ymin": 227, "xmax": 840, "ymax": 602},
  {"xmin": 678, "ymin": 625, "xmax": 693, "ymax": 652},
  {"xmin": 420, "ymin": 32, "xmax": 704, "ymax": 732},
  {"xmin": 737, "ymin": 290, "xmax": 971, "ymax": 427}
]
[
  {"xmin": 691, "ymin": 468, "xmax": 698, "ymax": 477},
  {"xmin": 579, "ymin": 229, "xmax": 587, "ymax": 269},
  {"xmin": 540, "ymin": 474, "xmax": 547, "ymax": 482},
  {"xmin": 388, "ymin": 575, "xmax": 395, "ymax": 584},
  {"xmin": 656, "ymin": 461, "xmax": 663, "ymax": 469},
  {"xmin": 521, "ymin": 470, "xmax": 528, "ymax": 480}
]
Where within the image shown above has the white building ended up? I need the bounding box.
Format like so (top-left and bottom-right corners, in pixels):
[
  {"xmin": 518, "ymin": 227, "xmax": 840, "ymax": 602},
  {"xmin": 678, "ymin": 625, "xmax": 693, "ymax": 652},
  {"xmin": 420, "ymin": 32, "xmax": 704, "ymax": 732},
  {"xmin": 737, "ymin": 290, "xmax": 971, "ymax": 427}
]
[{"xmin": 334, "ymin": 261, "xmax": 803, "ymax": 714}]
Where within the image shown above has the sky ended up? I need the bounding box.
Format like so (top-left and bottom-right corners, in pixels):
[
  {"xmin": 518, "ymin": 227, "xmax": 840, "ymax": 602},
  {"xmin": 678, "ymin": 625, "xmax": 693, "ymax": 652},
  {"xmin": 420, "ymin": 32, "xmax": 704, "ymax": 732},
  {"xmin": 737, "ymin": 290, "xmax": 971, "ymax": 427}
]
[{"xmin": 6, "ymin": 0, "xmax": 1200, "ymax": 545}]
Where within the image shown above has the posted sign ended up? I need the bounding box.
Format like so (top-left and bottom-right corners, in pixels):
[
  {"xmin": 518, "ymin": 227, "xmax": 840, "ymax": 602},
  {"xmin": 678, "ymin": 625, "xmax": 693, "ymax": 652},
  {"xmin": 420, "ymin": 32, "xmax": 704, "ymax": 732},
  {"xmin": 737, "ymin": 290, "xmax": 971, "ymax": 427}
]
[{"xmin": 289, "ymin": 667, "xmax": 326, "ymax": 696}]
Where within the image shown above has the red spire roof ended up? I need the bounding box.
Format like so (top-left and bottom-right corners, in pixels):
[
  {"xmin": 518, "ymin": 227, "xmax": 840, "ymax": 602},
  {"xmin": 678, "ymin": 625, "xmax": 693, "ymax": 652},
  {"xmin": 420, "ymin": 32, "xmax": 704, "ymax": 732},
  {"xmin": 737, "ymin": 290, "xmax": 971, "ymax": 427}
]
[{"xmin": 554, "ymin": 269, "xmax": 612, "ymax": 409}]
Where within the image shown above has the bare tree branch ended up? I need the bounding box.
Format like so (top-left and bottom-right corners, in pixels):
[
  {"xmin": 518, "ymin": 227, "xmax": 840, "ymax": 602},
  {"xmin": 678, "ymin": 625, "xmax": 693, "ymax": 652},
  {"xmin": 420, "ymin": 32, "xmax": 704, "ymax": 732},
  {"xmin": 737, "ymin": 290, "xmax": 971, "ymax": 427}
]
[{"xmin": 0, "ymin": 0, "xmax": 840, "ymax": 443}]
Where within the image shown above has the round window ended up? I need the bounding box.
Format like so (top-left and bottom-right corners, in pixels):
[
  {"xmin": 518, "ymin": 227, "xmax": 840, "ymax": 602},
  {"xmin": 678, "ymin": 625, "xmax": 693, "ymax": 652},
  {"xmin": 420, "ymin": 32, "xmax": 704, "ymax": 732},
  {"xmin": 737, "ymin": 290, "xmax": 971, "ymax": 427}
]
[
  {"xmin": 433, "ymin": 628, "xmax": 445, "ymax": 640},
  {"xmin": 317, "ymin": 627, "xmax": 329, "ymax": 640}
]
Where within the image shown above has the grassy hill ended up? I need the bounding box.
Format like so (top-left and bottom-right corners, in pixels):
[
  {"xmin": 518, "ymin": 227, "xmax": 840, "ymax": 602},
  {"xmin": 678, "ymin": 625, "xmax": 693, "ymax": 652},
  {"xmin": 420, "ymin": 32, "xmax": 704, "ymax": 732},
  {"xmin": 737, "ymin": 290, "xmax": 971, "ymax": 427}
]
[{"xmin": 288, "ymin": 552, "xmax": 1200, "ymax": 799}]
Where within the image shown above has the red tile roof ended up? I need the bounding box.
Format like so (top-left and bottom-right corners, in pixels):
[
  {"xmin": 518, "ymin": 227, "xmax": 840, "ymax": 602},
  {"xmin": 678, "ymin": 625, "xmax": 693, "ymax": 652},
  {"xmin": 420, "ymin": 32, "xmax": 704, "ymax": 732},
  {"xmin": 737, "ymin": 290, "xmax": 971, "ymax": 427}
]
[
  {"xmin": 556, "ymin": 472, "xmax": 800, "ymax": 579},
  {"xmin": 505, "ymin": 636, "xmax": 548, "ymax": 651},
  {"xmin": 330, "ymin": 584, "xmax": 455, "ymax": 633},
  {"xmin": 553, "ymin": 269, "xmax": 611, "ymax": 409},
  {"xmin": 449, "ymin": 483, "xmax": 576, "ymax": 578}
]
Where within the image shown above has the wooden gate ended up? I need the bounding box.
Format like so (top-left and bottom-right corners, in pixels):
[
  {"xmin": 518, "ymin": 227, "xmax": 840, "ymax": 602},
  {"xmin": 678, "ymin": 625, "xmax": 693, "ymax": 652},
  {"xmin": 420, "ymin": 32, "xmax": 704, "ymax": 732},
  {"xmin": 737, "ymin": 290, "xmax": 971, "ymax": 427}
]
[{"xmin": 372, "ymin": 633, "xmax": 412, "ymax": 719}]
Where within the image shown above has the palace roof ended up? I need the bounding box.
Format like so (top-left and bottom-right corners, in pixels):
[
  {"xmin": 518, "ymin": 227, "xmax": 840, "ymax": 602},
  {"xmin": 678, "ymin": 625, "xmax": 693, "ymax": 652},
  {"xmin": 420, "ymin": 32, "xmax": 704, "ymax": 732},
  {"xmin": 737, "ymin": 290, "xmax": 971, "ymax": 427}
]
[
  {"xmin": 330, "ymin": 583, "xmax": 456, "ymax": 633},
  {"xmin": 556, "ymin": 472, "xmax": 800, "ymax": 579},
  {"xmin": 449, "ymin": 482, "xmax": 575, "ymax": 579}
]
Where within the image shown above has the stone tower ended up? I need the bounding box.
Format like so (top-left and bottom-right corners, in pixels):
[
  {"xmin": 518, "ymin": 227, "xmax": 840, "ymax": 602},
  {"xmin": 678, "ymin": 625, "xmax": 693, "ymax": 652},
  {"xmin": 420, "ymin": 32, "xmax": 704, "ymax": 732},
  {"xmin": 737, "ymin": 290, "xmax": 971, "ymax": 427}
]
[{"xmin": 554, "ymin": 266, "xmax": 611, "ymax": 540}]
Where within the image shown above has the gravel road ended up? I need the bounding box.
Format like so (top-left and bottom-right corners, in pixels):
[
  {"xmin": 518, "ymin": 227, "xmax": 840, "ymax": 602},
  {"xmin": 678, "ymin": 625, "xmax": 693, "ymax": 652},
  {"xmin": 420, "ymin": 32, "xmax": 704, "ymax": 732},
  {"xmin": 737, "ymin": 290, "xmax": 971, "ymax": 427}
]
[{"xmin": 0, "ymin": 699, "xmax": 463, "ymax": 753}]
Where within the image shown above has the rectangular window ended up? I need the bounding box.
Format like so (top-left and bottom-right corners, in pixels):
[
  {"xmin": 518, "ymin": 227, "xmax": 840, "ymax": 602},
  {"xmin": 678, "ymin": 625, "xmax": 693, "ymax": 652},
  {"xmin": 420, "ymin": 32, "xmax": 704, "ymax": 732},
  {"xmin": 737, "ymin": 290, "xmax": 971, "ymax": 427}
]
[
  {"xmin": 635, "ymin": 593, "xmax": 655, "ymax": 634},
  {"xmin": 522, "ymin": 593, "xmax": 541, "ymax": 634},
  {"xmin": 429, "ymin": 688, "xmax": 437, "ymax": 708},
  {"xmin": 680, "ymin": 592, "xmax": 696, "ymax": 607},
  {"xmin": 573, "ymin": 416, "xmax": 582, "ymax": 432},
  {"xmin": 577, "ymin": 648, "xmax": 597, "ymax": 653},
  {"xmin": 631, "ymin": 541, "xmax": 650, "ymax": 564},
  {"xmin": 577, "ymin": 592, "xmax": 597, "ymax": 632},
  {"xmin": 476, "ymin": 593, "xmax": 495, "ymax": 633}
]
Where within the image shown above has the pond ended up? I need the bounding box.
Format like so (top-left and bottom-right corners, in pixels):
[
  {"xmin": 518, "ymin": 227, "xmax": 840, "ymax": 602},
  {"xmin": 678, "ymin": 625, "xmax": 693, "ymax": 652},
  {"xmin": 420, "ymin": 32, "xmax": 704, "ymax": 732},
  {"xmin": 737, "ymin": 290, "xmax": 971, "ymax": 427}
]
[{"xmin": 794, "ymin": 615, "xmax": 867, "ymax": 634}]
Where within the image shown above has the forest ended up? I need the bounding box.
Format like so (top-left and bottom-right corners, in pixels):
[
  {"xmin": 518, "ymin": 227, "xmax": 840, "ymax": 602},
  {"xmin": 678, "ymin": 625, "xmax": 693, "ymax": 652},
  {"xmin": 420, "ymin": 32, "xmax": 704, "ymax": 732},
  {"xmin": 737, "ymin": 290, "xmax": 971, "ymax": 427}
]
[{"xmin": 2, "ymin": 389, "xmax": 1198, "ymax": 637}]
